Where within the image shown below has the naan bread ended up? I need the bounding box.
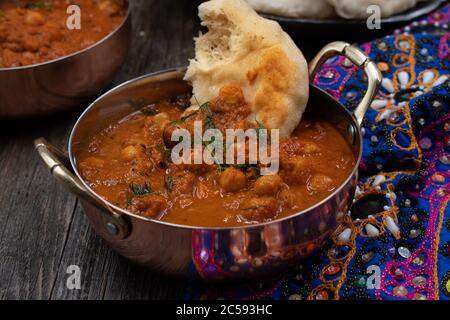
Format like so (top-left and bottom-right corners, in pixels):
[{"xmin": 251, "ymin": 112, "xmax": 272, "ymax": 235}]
[
  {"xmin": 184, "ymin": 0, "xmax": 309, "ymax": 137},
  {"xmin": 245, "ymin": 0, "xmax": 336, "ymax": 19},
  {"xmin": 329, "ymin": 0, "xmax": 422, "ymax": 19}
]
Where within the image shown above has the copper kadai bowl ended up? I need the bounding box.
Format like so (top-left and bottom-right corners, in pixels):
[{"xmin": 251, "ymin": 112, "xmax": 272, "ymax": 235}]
[
  {"xmin": 35, "ymin": 42, "xmax": 381, "ymax": 281},
  {"xmin": 0, "ymin": 0, "xmax": 131, "ymax": 118}
]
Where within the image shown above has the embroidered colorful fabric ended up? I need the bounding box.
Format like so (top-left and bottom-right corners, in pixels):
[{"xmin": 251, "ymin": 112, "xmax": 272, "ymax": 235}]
[{"xmin": 185, "ymin": 5, "xmax": 450, "ymax": 300}]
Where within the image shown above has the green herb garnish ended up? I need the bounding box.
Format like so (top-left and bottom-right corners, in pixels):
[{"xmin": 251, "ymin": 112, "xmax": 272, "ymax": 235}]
[
  {"xmin": 126, "ymin": 192, "xmax": 134, "ymax": 205},
  {"xmin": 255, "ymin": 119, "xmax": 270, "ymax": 141},
  {"xmin": 141, "ymin": 105, "xmax": 158, "ymax": 116},
  {"xmin": 175, "ymin": 110, "xmax": 198, "ymax": 124},
  {"xmin": 165, "ymin": 176, "xmax": 173, "ymax": 193},
  {"xmin": 170, "ymin": 101, "xmax": 215, "ymax": 128},
  {"xmin": 128, "ymin": 98, "xmax": 158, "ymax": 116},
  {"xmin": 156, "ymin": 143, "xmax": 172, "ymax": 168},
  {"xmin": 250, "ymin": 165, "xmax": 261, "ymax": 178},
  {"xmin": 199, "ymin": 102, "xmax": 215, "ymax": 130},
  {"xmin": 129, "ymin": 182, "xmax": 152, "ymax": 196}
]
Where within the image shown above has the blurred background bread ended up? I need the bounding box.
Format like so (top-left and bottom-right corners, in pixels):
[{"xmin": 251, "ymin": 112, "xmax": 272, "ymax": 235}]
[{"xmin": 245, "ymin": 0, "xmax": 337, "ymax": 19}]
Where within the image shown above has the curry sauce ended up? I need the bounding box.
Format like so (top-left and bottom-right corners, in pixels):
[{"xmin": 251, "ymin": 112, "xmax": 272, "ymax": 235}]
[
  {"xmin": 0, "ymin": 0, "xmax": 125, "ymax": 68},
  {"xmin": 77, "ymin": 86, "xmax": 356, "ymax": 227}
]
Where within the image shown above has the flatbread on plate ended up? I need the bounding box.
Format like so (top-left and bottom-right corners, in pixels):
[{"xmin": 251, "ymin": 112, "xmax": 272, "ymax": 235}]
[{"xmin": 245, "ymin": 0, "xmax": 336, "ymax": 19}]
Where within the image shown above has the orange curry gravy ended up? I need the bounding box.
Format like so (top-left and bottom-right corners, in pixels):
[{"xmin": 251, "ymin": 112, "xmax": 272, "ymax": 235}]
[
  {"xmin": 0, "ymin": 0, "xmax": 125, "ymax": 68},
  {"xmin": 77, "ymin": 86, "xmax": 356, "ymax": 227}
]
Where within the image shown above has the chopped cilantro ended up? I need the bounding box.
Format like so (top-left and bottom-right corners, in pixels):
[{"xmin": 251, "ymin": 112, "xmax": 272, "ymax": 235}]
[
  {"xmin": 165, "ymin": 176, "xmax": 173, "ymax": 193},
  {"xmin": 129, "ymin": 182, "xmax": 152, "ymax": 196},
  {"xmin": 199, "ymin": 102, "xmax": 215, "ymax": 130}
]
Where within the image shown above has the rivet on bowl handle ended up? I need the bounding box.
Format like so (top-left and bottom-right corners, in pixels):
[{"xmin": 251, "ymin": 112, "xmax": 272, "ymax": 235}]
[
  {"xmin": 309, "ymin": 41, "xmax": 382, "ymax": 126},
  {"xmin": 34, "ymin": 138, "xmax": 130, "ymax": 240}
]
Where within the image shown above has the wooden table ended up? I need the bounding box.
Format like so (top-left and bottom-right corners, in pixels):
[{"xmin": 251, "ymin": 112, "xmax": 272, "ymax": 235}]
[{"xmin": 0, "ymin": 0, "xmax": 390, "ymax": 300}]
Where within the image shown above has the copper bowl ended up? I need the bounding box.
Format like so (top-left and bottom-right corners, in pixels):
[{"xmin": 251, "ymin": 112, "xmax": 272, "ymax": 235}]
[
  {"xmin": 0, "ymin": 0, "xmax": 131, "ymax": 118},
  {"xmin": 35, "ymin": 42, "xmax": 381, "ymax": 281}
]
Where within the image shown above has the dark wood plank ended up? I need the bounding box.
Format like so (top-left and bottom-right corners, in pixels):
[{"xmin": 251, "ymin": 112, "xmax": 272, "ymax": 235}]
[{"xmin": 0, "ymin": 112, "xmax": 78, "ymax": 299}]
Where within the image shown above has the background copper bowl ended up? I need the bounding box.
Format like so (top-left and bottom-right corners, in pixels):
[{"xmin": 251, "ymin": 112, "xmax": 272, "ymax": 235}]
[
  {"xmin": 35, "ymin": 42, "xmax": 381, "ymax": 281},
  {"xmin": 0, "ymin": 0, "xmax": 131, "ymax": 118}
]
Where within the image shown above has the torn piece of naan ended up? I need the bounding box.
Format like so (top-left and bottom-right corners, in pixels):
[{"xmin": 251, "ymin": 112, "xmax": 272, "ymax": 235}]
[{"xmin": 184, "ymin": 0, "xmax": 309, "ymax": 138}]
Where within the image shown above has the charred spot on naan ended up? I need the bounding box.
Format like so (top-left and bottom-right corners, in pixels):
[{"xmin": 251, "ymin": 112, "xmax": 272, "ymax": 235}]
[{"xmin": 248, "ymin": 47, "xmax": 295, "ymax": 131}]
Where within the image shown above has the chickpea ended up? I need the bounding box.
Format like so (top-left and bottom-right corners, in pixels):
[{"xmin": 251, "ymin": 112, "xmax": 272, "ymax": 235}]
[
  {"xmin": 163, "ymin": 123, "xmax": 183, "ymax": 148},
  {"xmin": 130, "ymin": 194, "xmax": 167, "ymax": 218},
  {"xmin": 121, "ymin": 145, "xmax": 140, "ymax": 162},
  {"xmin": 281, "ymin": 156, "xmax": 311, "ymax": 185},
  {"xmin": 23, "ymin": 38, "xmax": 41, "ymax": 52},
  {"xmin": 254, "ymin": 174, "xmax": 283, "ymax": 196},
  {"xmin": 220, "ymin": 85, "xmax": 244, "ymax": 104},
  {"xmin": 1, "ymin": 48, "xmax": 17, "ymax": 67},
  {"xmin": 210, "ymin": 85, "xmax": 245, "ymax": 112},
  {"xmin": 278, "ymin": 188, "xmax": 294, "ymax": 206},
  {"xmin": 180, "ymin": 106, "xmax": 199, "ymax": 119},
  {"xmin": 154, "ymin": 113, "xmax": 170, "ymax": 127},
  {"xmin": 171, "ymin": 171, "xmax": 196, "ymax": 195},
  {"xmin": 78, "ymin": 157, "xmax": 104, "ymax": 177},
  {"xmin": 242, "ymin": 196, "xmax": 278, "ymax": 220},
  {"xmin": 308, "ymin": 174, "xmax": 334, "ymax": 192},
  {"xmin": 301, "ymin": 142, "xmax": 321, "ymax": 155},
  {"xmin": 3, "ymin": 42, "xmax": 23, "ymax": 52},
  {"xmin": 98, "ymin": 1, "xmax": 109, "ymax": 12},
  {"xmin": 98, "ymin": 1, "xmax": 121, "ymax": 16},
  {"xmin": 22, "ymin": 51, "xmax": 35, "ymax": 61},
  {"xmin": 218, "ymin": 168, "xmax": 247, "ymax": 192},
  {"xmin": 25, "ymin": 11, "xmax": 45, "ymax": 26}
]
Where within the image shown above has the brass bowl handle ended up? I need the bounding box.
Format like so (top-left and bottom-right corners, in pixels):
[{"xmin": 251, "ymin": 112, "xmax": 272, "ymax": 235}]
[
  {"xmin": 34, "ymin": 138, "xmax": 130, "ymax": 240},
  {"xmin": 309, "ymin": 41, "xmax": 382, "ymax": 126}
]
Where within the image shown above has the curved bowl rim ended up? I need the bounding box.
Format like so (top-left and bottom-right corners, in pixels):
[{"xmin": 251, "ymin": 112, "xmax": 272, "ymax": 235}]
[
  {"xmin": 0, "ymin": 0, "xmax": 131, "ymax": 72},
  {"xmin": 260, "ymin": 0, "xmax": 443, "ymax": 25},
  {"xmin": 68, "ymin": 67, "xmax": 363, "ymax": 231}
]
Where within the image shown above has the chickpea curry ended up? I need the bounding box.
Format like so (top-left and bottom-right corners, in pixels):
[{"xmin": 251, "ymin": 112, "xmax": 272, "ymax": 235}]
[
  {"xmin": 77, "ymin": 86, "xmax": 356, "ymax": 227},
  {"xmin": 0, "ymin": 0, "xmax": 125, "ymax": 68}
]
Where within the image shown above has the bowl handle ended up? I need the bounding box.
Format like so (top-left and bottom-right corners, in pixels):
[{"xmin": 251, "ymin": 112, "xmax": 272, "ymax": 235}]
[
  {"xmin": 34, "ymin": 138, "xmax": 130, "ymax": 240},
  {"xmin": 309, "ymin": 41, "xmax": 382, "ymax": 126}
]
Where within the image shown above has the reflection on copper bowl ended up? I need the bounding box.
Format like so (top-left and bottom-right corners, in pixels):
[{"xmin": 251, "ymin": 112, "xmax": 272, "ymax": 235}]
[
  {"xmin": 35, "ymin": 42, "xmax": 381, "ymax": 281},
  {"xmin": 0, "ymin": 0, "xmax": 131, "ymax": 118}
]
